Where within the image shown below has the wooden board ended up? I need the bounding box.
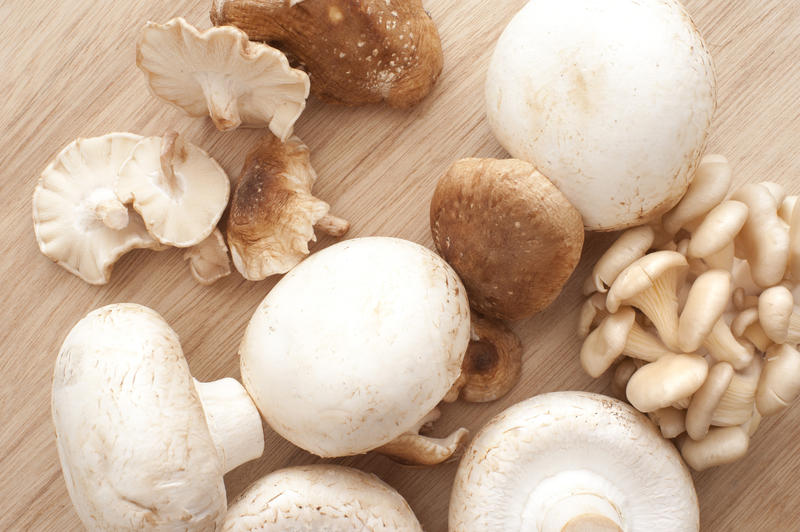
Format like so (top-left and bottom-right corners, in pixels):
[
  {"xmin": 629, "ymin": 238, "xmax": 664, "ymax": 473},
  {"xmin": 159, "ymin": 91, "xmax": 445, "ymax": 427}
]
[{"xmin": 1, "ymin": 0, "xmax": 799, "ymax": 529}]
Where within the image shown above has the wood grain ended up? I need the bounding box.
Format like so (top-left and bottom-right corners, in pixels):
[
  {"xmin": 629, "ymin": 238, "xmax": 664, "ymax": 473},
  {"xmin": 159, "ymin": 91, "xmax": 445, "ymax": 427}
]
[{"xmin": 1, "ymin": 0, "xmax": 798, "ymax": 530}]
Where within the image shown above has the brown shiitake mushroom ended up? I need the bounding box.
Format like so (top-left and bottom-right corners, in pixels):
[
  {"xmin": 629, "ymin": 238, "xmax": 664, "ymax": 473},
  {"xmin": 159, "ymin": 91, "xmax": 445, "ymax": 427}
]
[{"xmin": 211, "ymin": 0, "xmax": 443, "ymax": 108}]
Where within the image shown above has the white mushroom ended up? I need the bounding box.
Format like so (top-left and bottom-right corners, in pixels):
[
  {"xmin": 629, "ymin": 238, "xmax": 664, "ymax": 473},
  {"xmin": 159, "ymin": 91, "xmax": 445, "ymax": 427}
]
[
  {"xmin": 221, "ymin": 465, "xmax": 422, "ymax": 531},
  {"xmin": 732, "ymin": 308, "xmax": 772, "ymax": 352},
  {"xmin": 648, "ymin": 406, "xmax": 686, "ymax": 439},
  {"xmin": 779, "ymin": 195, "xmax": 797, "ymax": 225},
  {"xmin": 663, "ymin": 154, "xmax": 732, "ymax": 235},
  {"xmin": 677, "ymin": 269, "xmax": 731, "ymax": 353},
  {"xmin": 32, "ymin": 133, "xmax": 161, "ymax": 284},
  {"xmin": 52, "ymin": 304, "xmax": 264, "ymax": 530},
  {"xmin": 584, "ymin": 225, "xmax": 655, "ymax": 294},
  {"xmin": 137, "ymin": 17, "xmax": 309, "ymax": 138},
  {"xmin": 756, "ymin": 343, "xmax": 800, "ymax": 417},
  {"xmin": 485, "ymin": 0, "xmax": 716, "ymax": 231},
  {"xmin": 184, "ymin": 228, "xmax": 231, "ymax": 285},
  {"xmin": 703, "ymin": 317, "xmax": 755, "ymax": 370},
  {"xmin": 626, "ymin": 354, "xmax": 708, "ymax": 413},
  {"xmin": 239, "ymin": 237, "xmax": 471, "ymax": 464},
  {"xmin": 449, "ymin": 392, "xmax": 699, "ymax": 531},
  {"xmin": 116, "ymin": 131, "xmax": 230, "ymax": 247},
  {"xmin": 686, "ymin": 200, "xmax": 748, "ymax": 261},
  {"xmin": 679, "ymin": 426, "xmax": 749, "ymax": 471},
  {"xmin": 758, "ymin": 285, "xmax": 794, "ymax": 344},
  {"xmin": 710, "ymin": 357, "xmax": 762, "ymax": 426},
  {"xmin": 686, "ymin": 362, "xmax": 734, "ymax": 441}
]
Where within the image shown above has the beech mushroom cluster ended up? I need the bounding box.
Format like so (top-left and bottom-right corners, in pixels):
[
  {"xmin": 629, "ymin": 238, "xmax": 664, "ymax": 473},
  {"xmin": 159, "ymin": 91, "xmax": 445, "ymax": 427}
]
[
  {"xmin": 33, "ymin": 131, "xmax": 232, "ymax": 285},
  {"xmin": 579, "ymin": 154, "xmax": 800, "ymax": 470}
]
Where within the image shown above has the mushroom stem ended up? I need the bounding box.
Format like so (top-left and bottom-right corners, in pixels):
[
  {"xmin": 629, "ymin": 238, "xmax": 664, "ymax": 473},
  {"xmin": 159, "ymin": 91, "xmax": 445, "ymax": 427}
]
[
  {"xmin": 199, "ymin": 76, "xmax": 242, "ymax": 131},
  {"xmin": 702, "ymin": 318, "xmax": 754, "ymax": 370},
  {"xmin": 376, "ymin": 408, "xmax": 469, "ymax": 465},
  {"xmin": 87, "ymin": 189, "xmax": 129, "ymax": 230},
  {"xmin": 159, "ymin": 131, "xmax": 188, "ymax": 196},
  {"xmin": 314, "ymin": 213, "xmax": 351, "ymax": 237},
  {"xmin": 193, "ymin": 378, "xmax": 265, "ymax": 474},
  {"xmin": 626, "ymin": 273, "xmax": 682, "ymax": 351},
  {"xmin": 545, "ymin": 495, "xmax": 623, "ymax": 532}
]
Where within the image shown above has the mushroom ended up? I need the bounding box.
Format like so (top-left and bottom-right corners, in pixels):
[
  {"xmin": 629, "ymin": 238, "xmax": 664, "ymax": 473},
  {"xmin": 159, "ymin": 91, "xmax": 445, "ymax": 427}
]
[
  {"xmin": 710, "ymin": 357, "xmax": 762, "ymax": 426},
  {"xmin": 32, "ymin": 133, "xmax": 162, "ymax": 284},
  {"xmin": 606, "ymin": 251, "xmax": 688, "ymax": 350},
  {"xmin": 730, "ymin": 183, "xmax": 790, "ymax": 288},
  {"xmin": 686, "ymin": 200, "xmax": 748, "ymax": 262},
  {"xmin": 137, "ymin": 17, "xmax": 309, "ymax": 138},
  {"xmin": 732, "ymin": 308, "xmax": 773, "ymax": 352},
  {"xmin": 788, "ymin": 195, "xmax": 800, "ymax": 280},
  {"xmin": 184, "ymin": 228, "xmax": 231, "ymax": 285},
  {"xmin": 702, "ymin": 317, "xmax": 755, "ymax": 370},
  {"xmin": 227, "ymin": 134, "xmax": 350, "ymax": 280},
  {"xmin": 449, "ymin": 392, "xmax": 699, "ymax": 531},
  {"xmin": 663, "ymin": 154, "xmax": 732, "ymax": 235},
  {"xmin": 758, "ymin": 285, "xmax": 794, "ymax": 344},
  {"xmin": 649, "ymin": 406, "xmax": 686, "ymax": 439},
  {"xmin": 577, "ymin": 292, "xmax": 608, "ymax": 339},
  {"xmin": 430, "ymin": 158, "xmax": 584, "ymax": 321},
  {"xmin": 779, "ymin": 195, "xmax": 797, "ymax": 224},
  {"xmin": 760, "ymin": 181, "xmax": 786, "ymax": 206},
  {"xmin": 116, "ymin": 131, "xmax": 230, "ymax": 247},
  {"xmin": 610, "ymin": 358, "xmax": 639, "ymax": 400},
  {"xmin": 678, "ymin": 269, "xmax": 731, "ymax": 353},
  {"xmin": 625, "ymin": 354, "xmax": 708, "ymax": 412},
  {"xmin": 210, "ymin": 0, "xmax": 443, "ymax": 108},
  {"xmin": 686, "ymin": 362, "xmax": 734, "ymax": 440},
  {"xmin": 679, "ymin": 426, "xmax": 749, "ymax": 471},
  {"xmin": 583, "ymin": 225, "xmax": 655, "ymax": 294},
  {"xmin": 756, "ymin": 343, "xmax": 800, "ymax": 417},
  {"xmin": 239, "ymin": 237, "xmax": 471, "ymax": 464},
  {"xmin": 733, "ymin": 286, "xmax": 759, "ymax": 310},
  {"xmin": 221, "ymin": 465, "xmax": 422, "ymax": 531},
  {"xmin": 52, "ymin": 304, "xmax": 264, "ymax": 530}
]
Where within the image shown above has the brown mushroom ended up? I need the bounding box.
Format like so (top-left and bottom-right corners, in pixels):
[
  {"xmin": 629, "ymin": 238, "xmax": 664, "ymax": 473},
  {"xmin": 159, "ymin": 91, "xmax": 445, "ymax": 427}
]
[
  {"xmin": 227, "ymin": 134, "xmax": 349, "ymax": 281},
  {"xmin": 211, "ymin": 0, "xmax": 443, "ymax": 108},
  {"xmin": 430, "ymin": 158, "xmax": 584, "ymax": 321}
]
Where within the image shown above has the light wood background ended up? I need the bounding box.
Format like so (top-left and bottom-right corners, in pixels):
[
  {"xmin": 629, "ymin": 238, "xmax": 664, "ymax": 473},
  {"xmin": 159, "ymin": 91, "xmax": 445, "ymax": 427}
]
[{"xmin": 1, "ymin": 0, "xmax": 799, "ymax": 530}]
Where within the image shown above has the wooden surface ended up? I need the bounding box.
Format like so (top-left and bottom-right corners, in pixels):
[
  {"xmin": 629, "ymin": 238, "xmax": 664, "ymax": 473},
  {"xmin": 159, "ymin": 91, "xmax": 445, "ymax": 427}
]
[{"xmin": 1, "ymin": 0, "xmax": 799, "ymax": 530}]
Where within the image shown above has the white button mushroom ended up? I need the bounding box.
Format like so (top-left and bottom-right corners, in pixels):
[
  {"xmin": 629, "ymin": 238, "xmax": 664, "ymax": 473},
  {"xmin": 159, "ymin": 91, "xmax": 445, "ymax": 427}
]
[
  {"xmin": 449, "ymin": 392, "xmax": 699, "ymax": 531},
  {"xmin": 485, "ymin": 0, "xmax": 716, "ymax": 231},
  {"xmin": 239, "ymin": 237, "xmax": 471, "ymax": 464},
  {"xmin": 221, "ymin": 465, "xmax": 422, "ymax": 531},
  {"xmin": 32, "ymin": 133, "xmax": 162, "ymax": 284},
  {"xmin": 52, "ymin": 304, "xmax": 264, "ymax": 530},
  {"xmin": 137, "ymin": 17, "xmax": 309, "ymax": 138}
]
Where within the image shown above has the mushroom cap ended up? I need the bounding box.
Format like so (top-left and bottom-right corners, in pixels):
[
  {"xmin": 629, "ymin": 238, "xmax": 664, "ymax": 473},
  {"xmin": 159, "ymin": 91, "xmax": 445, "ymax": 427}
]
[
  {"xmin": 626, "ymin": 354, "xmax": 708, "ymax": 413},
  {"xmin": 221, "ymin": 465, "xmax": 422, "ymax": 531},
  {"xmin": 32, "ymin": 133, "xmax": 160, "ymax": 284},
  {"xmin": 52, "ymin": 303, "xmax": 225, "ymax": 530},
  {"xmin": 137, "ymin": 17, "xmax": 309, "ymax": 138},
  {"xmin": 227, "ymin": 134, "xmax": 331, "ymax": 280},
  {"xmin": 606, "ymin": 251, "xmax": 688, "ymax": 313},
  {"xmin": 239, "ymin": 237, "xmax": 470, "ymax": 457},
  {"xmin": 117, "ymin": 134, "xmax": 230, "ymax": 247},
  {"xmin": 485, "ymin": 0, "xmax": 715, "ymax": 231},
  {"xmin": 449, "ymin": 391, "xmax": 698, "ymax": 531},
  {"xmin": 430, "ymin": 158, "xmax": 584, "ymax": 320},
  {"xmin": 184, "ymin": 228, "xmax": 231, "ymax": 285}
]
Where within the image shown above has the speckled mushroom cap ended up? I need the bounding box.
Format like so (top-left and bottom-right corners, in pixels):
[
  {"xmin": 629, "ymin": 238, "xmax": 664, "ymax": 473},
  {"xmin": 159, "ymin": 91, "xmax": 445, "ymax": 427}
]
[
  {"xmin": 449, "ymin": 392, "xmax": 698, "ymax": 531},
  {"xmin": 239, "ymin": 237, "xmax": 471, "ymax": 457},
  {"xmin": 431, "ymin": 158, "xmax": 584, "ymax": 321},
  {"xmin": 222, "ymin": 465, "xmax": 423, "ymax": 531},
  {"xmin": 485, "ymin": 0, "xmax": 716, "ymax": 231},
  {"xmin": 52, "ymin": 304, "xmax": 226, "ymax": 530}
]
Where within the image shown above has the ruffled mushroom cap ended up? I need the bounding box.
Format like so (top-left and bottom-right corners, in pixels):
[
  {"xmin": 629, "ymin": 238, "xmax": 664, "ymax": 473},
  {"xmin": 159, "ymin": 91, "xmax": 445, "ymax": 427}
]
[
  {"xmin": 184, "ymin": 228, "xmax": 231, "ymax": 285},
  {"xmin": 222, "ymin": 465, "xmax": 422, "ymax": 531},
  {"xmin": 137, "ymin": 17, "xmax": 309, "ymax": 138},
  {"xmin": 32, "ymin": 133, "xmax": 161, "ymax": 284},
  {"xmin": 116, "ymin": 132, "xmax": 230, "ymax": 247},
  {"xmin": 227, "ymin": 134, "xmax": 349, "ymax": 280}
]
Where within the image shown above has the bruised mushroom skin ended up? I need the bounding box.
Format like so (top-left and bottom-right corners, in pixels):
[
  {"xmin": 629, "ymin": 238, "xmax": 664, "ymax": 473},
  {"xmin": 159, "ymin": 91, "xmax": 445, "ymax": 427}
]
[
  {"xmin": 211, "ymin": 0, "xmax": 443, "ymax": 107},
  {"xmin": 431, "ymin": 158, "xmax": 584, "ymax": 321}
]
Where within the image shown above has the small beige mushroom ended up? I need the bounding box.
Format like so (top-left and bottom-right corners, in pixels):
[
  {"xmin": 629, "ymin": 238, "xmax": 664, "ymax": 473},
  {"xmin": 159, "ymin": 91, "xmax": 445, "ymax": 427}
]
[
  {"xmin": 686, "ymin": 362, "xmax": 734, "ymax": 440},
  {"xmin": 678, "ymin": 269, "xmax": 731, "ymax": 353},
  {"xmin": 741, "ymin": 405, "xmax": 762, "ymax": 437},
  {"xmin": 649, "ymin": 406, "xmax": 686, "ymax": 439},
  {"xmin": 663, "ymin": 154, "xmax": 732, "ymax": 235},
  {"xmin": 702, "ymin": 317, "xmax": 754, "ymax": 370},
  {"xmin": 183, "ymin": 228, "xmax": 231, "ymax": 285},
  {"xmin": 779, "ymin": 195, "xmax": 797, "ymax": 224},
  {"xmin": 758, "ymin": 286, "xmax": 794, "ymax": 344},
  {"xmin": 687, "ymin": 200, "xmax": 748, "ymax": 261},
  {"xmin": 711, "ymin": 357, "xmax": 762, "ymax": 426},
  {"xmin": 584, "ymin": 225, "xmax": 655, "ymax": 294},
  {"xmin": 733, "ymin": 287, "xmax": 759, "ymax": 311},
  {"xmin": 732, "ymin": 308, "xmax": 772, "ymax": 352},
  {"xmin": 789, "ymin": 192, "xmax": 800, "ymax": 280},
  {"xmin": 377, "ymin": 408, "xmax": 470, "ymax": 466},
  {"xmin": 756, "ymin": 343, "xmax": 800, "ymax": 417},
  {"xmin": 760, "ymin": 181, "xmax": 786, "ymax": 206},
  {"xmin": 679, "ymin": 426, "xmax": 749, "ymax": 471},
  {"xmin": 676, "ymin": 238, "xmax": 708, "ymax": 280},
  {"xmin": 577, "ymin": 293, "xmax": 608, "ymax": 338},
  {"xmin": 137, "ymin": 18, "xmax": 309, "ymax": 137},
  {"xmin": 731, "ymin": 258, "xmax": 762, "ymax": 296},
  {"xmin": 606, "ymin": 251, "xmax": 688, "ymax": 351},
  {"xmin": 626, "ymin": 354, "xmax": 708, "ymax": 412},
  {"xmin": 610, "ymin": 358, "xmax": 639, "ymax": 400},
  {"xmin": 730, "ymin": 183, "xmax": 790, "ymax": 288}
]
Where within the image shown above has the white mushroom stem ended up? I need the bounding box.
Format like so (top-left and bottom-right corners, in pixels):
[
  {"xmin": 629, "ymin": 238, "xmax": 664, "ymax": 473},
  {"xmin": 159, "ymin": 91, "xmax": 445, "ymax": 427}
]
[
  {"xmin": 314, "ymin": 213, "xmax": 351, "ymax": 237},
  {"xmin": 732, "ymin": 308, "xmax": 772, "ymax": 352},
  {"xmin": 733, "ymin": 287, "xmax": 758, "ymax": 310},
  {"xmin": 649, "ymin": 406, "xmax": 686, "ymax": 439},
  {"xmin": 702, "ymin": 318, "xmax": 754, "ymax": 370},
  {"xmin": 376, "ymin": 408, "xmax": 469, "ymax": 466},
  {"xmin": 540, "ymin": 488, "xmax": 624, "ymax": 532},
  {"xmin": 711, "ymin": 357, "xmax": 762, "ymax": 426},
  {"xmin": 159, "ymin": 131, "xmax": 188, "ymax": 196},
  {"xmin": 686, "ymin": 362, "xmax": 734, "ymax": 441},
  {"xmin": 197, "ymin": 74, "xmax": 242, "ymax": 131},
  {"xmin": 86, "ymin": 188, "xmax": 129, "ymax": 230},
  {"xmin": 193, "ymin": 378, "xmax": 265, "ymax": 473}
]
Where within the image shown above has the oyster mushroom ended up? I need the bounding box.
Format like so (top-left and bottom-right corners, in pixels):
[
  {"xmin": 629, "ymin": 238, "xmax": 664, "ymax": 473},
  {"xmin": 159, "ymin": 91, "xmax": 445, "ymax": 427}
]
[
  {"xmin": 710, "ymin": 357, "xmax": 762, "ymax": 427},
  {"xmin": 227, "ymin": 134, "xmax": 349, "ymax": 281},
  {"xmin": 239, "ymin": 237, "xmax": 471, "ymax": 464},
  {"xmin": 449, "ymin": 392, "xmax": 699, "ymax": 531},
  {"xmin": 756, "ymin": 343, "xmax": 800, "ymax": 417},
  {"xmin": 52, "ymin": 304, "xmax": 264, "ymax": 530},
  {"xmin": 677, "ymin": 269, "xmax": 732, "ymax": 353},
  {"xmin": 686, "ymin": 200, "xmax": 748, "ymax": 262},
  {"xmin": 626, "ymin": 354, "xmax": 709, "ymax": 413},
  {"xmin": 137, "ymin": 17, "xmax": 309, "ymax": 138},
  {"xmin": 758, "ymin": 286, "xmax": 794, "ymax": 344},
  {"xmin": 430, "ymin": 158, "xmax": 584, "ymax": 321},
  {"xmin": 485, "ymin": 0, "xmax": 716, "ymax": 231},
  {"xmin": 662, "ymin": 154, "xmax": 732, "ymax": 235},
  {"xmin": 222, "ymin": 465, "xmax": 422, "ymax": 531},
  {"xmin": 211, "ymin": 0, "xmax": 443, "ymax": 108},
  {"xmin": 32, "ymin": 133, "xmax": 161, "ymax": 284},
  {"xmin": 679, "ymin": 426, "xmax": 749, "ymax": 471},
  {"xmin": 686, "ymin": 362, "xmax": 735, "ymax": 440},
  {"xmin": 184, "ymin": 228, "xmax": 231, "ymax": 285},
  {"xmin": 583, "ymin": 225, "xmax": 655, "ymax": 294},
  {"xmin": 116, "ymin": 131, "xmax": 230, "ymax": 247}
]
